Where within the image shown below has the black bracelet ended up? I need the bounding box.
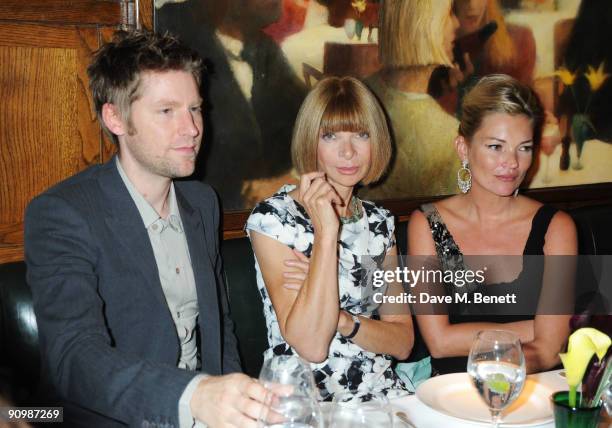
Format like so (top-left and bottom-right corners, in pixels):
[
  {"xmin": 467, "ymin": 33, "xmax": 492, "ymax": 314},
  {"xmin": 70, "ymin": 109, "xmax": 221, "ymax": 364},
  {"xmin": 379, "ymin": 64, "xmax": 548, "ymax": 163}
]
[{"xmin": 343, "ymin": 314, "xmax": 361, "ymax": 339}]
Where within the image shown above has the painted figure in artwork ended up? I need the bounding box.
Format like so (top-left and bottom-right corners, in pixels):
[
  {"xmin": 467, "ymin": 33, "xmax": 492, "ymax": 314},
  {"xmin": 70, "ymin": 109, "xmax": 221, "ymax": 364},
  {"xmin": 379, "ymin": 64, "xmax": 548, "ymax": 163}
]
[
  {"xmin": 157, "ymin": 0, "xmax": 307, "ymax": 210},
  {"xmin": 361, "ymin": 0, "xmax": 461, "ymax": 200}
]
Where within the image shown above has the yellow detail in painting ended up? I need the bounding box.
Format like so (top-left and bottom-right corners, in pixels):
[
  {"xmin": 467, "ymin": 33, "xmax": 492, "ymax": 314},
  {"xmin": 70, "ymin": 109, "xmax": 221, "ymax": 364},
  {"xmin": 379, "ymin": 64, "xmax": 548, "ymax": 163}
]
[
  {"xmin": 351, "ymin": 0, "xmax": 367, "ymax": 14},
  {"xmin": 584, "ymin": 62, "xmax": 610, "ymax": 92},
  {"xmin": 554, "ymin": 67, "xmax": 577, "ymax": 86}
]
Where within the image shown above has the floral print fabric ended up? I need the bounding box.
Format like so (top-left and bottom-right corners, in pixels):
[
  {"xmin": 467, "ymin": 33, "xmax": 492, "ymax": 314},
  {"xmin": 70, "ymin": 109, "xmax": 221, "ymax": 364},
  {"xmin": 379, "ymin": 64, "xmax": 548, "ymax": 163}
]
[{"xmin": 246, "ymin": 185, "xmax": 408, "ymax": 400}]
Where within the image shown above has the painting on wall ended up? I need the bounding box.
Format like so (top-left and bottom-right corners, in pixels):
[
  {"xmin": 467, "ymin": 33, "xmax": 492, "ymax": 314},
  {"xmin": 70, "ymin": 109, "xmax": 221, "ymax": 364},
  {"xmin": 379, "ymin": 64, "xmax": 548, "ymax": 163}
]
[
  {"xmin": 155, "ymin": 0, "xmax": 611, "ymax": 211},
  {"xmin": 501, "ymin": 0, "xmax": 556, "ymax": 11}
]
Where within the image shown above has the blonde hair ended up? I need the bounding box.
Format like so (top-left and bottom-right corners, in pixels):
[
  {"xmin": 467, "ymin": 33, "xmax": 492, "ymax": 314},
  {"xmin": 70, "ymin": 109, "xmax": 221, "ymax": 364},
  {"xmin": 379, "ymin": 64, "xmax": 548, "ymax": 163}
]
[
  {"xmin": 291, "ymin": 77, "xmax": 391, "ymax": 185},
  {"xmin": 483, "ymin": 0, "xmax": 516, "ymax": 69},
  {"xmin": 459, "ymin": 74, "xmax": 543, "ymax": 140},
  {"xmin": 378, "ymin": 0, "xmax": 454, "ymax": 68}
]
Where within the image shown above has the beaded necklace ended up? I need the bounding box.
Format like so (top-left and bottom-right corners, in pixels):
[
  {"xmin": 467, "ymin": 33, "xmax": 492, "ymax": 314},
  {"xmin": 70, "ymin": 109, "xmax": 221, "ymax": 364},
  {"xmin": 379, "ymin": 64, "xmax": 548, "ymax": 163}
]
[{"xmin": 339, "ymin": 196, "xmax": 363, "ymax": 225}]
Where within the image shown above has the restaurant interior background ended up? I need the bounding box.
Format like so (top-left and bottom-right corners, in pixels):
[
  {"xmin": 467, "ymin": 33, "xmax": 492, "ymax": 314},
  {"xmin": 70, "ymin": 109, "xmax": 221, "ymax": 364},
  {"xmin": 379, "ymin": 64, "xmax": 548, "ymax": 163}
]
[
  {"xmin": 1, "ymin": 0, "xmax": 611, "ymax": 264},
  {"xmin": 0, "ymin": 3, "xmax": 611, "ymax": 425}
]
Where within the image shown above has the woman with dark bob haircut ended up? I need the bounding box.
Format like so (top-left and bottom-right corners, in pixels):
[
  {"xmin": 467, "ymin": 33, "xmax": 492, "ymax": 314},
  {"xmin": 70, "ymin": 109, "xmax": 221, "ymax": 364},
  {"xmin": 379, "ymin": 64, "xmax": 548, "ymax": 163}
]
[
  {"xmin": 410, "ymin": 74, "xmax": 577, "ymax": 375},
  {"xmin": 246, "ymin": 76, "xmax": 413, "ymax": 400}
]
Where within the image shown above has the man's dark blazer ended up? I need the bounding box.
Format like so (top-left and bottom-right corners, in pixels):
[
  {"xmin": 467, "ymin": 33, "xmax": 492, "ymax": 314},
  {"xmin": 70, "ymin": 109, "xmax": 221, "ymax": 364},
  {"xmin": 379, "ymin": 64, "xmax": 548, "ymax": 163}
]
[{"xmin": 24, "ymin": 158, "xmax": 242, "ymax": 427}]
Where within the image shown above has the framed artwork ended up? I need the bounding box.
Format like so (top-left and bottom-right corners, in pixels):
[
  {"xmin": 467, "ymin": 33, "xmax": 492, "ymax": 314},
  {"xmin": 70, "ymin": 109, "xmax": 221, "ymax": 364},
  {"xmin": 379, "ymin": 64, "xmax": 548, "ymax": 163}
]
[
  {"xmin": 501, "ymin": 0, "xmax": 556, "ymax": 11},
  {"xmin": 154, "ymin": 0, "xmax": 611, "ymax": 218}
]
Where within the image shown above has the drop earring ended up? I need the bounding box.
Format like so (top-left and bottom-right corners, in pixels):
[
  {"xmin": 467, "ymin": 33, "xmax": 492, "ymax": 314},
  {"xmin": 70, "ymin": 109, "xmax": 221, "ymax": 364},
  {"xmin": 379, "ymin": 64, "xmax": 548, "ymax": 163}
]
[{"xmin": 457, "ymin": 160, "xmax": 472, "ymax": 193}]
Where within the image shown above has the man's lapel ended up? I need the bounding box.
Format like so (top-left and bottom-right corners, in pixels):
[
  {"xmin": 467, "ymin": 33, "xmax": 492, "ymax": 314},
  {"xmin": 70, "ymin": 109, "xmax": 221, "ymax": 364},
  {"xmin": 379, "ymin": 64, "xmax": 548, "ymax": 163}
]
[
  {"xmin": 98, "ymin": 158, "xmax": 169, "ymax": 308},
  {"xmin": 175, "ymin": 185, "xmax": 222, "ymax": 372}
]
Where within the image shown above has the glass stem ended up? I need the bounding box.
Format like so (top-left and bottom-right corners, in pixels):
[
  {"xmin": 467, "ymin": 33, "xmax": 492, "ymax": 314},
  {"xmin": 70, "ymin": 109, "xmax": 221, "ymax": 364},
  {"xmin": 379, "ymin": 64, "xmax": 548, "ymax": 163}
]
[{"xmin": 490, "ymin": 409, "xmax": 501, "ymax": 428}]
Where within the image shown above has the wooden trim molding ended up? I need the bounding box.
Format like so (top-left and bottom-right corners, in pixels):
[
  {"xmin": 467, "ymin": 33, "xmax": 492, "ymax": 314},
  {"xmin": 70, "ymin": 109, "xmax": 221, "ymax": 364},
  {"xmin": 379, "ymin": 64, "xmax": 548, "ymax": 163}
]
[
  {"xmin": 120, "ymin": 0, "xmax": 136, "ymax": 29},
  {"xmin": 221, "ymin": 182, "xmax": 612, "ymax": 239},
  {"xmin": 138, "ymin": 0, "xmax": 153, "ymax": 30},
  {"xmin": 5, "ymin": 184, "xmax": 608, "ymax": 262},
  {"xmin": 0, "ymin": 0, "xmax": 122, "ymax": 26},
  {"xmin": 118, "ymin": 1, "xmax": 153, "ymax": 32},
  {"xmin": 0, "ymin": 222, "xmax": 23, "ymax": 264}
]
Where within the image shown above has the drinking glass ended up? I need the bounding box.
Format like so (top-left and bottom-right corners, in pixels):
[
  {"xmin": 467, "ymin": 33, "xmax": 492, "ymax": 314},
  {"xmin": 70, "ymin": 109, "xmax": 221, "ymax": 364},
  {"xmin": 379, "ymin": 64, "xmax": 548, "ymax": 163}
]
[
  {"xmin": 329, "ymin": 391, "xmax": 393, "ymax": 428},
  {"xmin": 258, "ymin": 355, "xmax": 322, "ymax": 428},
  {"xmin": 552, "ymin": 391, "xmax": 602, "ymax": 428},
  {"xmin": 467, "ymin": 330, "xmax": 526, "ymax": 428}
]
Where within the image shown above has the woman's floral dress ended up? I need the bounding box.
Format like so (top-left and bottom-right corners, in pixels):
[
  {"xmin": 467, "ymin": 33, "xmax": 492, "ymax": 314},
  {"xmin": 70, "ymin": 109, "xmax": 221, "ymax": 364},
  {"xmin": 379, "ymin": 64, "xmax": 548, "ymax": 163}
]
[{"xmin": 246, "ymin": 185, "xmax": 408, "ymax": 401}]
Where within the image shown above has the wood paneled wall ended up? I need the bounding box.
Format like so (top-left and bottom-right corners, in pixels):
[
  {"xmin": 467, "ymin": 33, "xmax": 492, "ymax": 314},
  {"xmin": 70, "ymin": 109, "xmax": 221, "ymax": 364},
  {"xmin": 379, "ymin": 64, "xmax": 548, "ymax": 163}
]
[{"xmin": 0, "ymin": 1, "xmax": 136, "ymax": 263}]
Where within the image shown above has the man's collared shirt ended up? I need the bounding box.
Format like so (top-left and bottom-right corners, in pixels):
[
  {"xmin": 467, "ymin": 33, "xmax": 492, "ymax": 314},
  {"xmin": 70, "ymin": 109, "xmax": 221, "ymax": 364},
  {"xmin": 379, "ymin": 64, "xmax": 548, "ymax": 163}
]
[
  {"xmin": 116, "ymin": 158, "xmax": 205, "ymax": 427},
  {"xmin": 116, "ymin": 158, "xmax": 199, "ymax": 370}
]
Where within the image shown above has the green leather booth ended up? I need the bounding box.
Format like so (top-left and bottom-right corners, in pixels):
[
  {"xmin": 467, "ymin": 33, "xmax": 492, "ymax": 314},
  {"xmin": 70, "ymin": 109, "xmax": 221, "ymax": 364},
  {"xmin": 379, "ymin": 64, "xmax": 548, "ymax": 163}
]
[{"xmin": 1, "ymin": 204, "xmax": 611, "ymax": 405}]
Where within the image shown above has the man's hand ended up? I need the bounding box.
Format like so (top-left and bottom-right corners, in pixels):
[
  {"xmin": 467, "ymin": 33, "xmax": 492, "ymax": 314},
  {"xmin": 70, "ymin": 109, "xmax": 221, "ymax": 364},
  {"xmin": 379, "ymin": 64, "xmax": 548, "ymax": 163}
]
[{"xmin": 190, "ymin": 373, "xmax": 272, "ymax": 428}]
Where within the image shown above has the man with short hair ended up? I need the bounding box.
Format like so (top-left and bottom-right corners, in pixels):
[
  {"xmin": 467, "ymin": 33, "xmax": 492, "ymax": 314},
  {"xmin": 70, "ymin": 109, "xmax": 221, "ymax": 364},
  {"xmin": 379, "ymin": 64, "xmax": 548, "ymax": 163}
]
[{"xmin": 25, "ymin": 30, "xmax": 269, "ymax": 427}]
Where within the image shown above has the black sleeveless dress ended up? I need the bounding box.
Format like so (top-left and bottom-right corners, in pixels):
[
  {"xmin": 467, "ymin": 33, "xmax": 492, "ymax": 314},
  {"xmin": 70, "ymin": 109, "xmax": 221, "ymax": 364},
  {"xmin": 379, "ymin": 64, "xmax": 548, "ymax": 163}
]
[{"xmin": 420, "ymin": 203, "xmax": 559, "ymax": 375}]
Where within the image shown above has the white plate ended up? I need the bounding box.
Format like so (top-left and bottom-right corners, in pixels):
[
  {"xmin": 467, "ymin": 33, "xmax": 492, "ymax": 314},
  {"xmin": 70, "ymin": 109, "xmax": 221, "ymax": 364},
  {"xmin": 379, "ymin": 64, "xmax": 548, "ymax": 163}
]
[{"xmin": 416, "ymin": 373, "xmax": 555, "ymax": 427}]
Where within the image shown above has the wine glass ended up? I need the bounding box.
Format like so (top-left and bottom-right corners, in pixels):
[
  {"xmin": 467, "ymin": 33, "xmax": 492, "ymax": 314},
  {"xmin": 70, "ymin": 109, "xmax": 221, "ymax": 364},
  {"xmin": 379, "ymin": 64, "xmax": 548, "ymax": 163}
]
[
  {"xmin": 467, "ymin": 330, "xmax": 526, "ymax": 428},
  {"xmin": 258, "ymin": 355, "xmax": 322, "ymax": 428},
  {"xmin": 329, "ymin": 391, "xmax": 393, "ymax": 428}
]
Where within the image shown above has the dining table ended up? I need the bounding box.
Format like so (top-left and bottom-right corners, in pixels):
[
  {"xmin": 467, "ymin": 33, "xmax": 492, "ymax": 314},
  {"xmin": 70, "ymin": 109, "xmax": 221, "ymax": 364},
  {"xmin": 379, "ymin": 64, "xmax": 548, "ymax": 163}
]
[{"xmin": 389, "ymin": 370, "xmax": 611, "ymax": 428}]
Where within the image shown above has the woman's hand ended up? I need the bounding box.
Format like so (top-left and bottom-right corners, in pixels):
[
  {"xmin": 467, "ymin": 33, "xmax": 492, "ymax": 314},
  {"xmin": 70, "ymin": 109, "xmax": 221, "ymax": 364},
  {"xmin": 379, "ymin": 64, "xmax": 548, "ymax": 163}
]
[{"xmin": 298, "ymin": 172, "xmax": 342, "ymax": 238}]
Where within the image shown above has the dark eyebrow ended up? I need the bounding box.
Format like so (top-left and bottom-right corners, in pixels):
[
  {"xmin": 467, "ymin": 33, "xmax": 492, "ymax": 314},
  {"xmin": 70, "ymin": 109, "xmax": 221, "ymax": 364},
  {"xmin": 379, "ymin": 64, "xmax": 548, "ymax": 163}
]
[
  {"xmin": 484, "ymin": 137, "xmax": 534, "ymax": 144},
  {"xmin": 485, "ymin": 137, "xmax": 506, "ymax": 143}
]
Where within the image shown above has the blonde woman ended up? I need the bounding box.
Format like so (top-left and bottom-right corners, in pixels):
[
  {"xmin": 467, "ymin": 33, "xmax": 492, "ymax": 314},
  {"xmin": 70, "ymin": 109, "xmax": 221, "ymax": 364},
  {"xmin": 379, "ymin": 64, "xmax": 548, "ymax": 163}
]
[
  {"xmin": 455, "ymin": 0, "xmax": 535, "ymax": 84},
  {"xmin": 362, "ymin": 0, "xmax": 461, "ymax": 200},
  {"xmin": 246, "ymin": 77, "xmax": 413, "ymax": 400},
  {"xmin": 410, "ymin": 75, "xmax": 576, "ymax": 375}
]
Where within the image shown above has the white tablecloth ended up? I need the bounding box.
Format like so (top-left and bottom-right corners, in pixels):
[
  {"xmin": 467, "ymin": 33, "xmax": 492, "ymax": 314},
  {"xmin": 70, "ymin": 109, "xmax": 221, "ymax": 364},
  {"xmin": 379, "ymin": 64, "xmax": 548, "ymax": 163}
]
[{"xmin": 390, "ymin": 370, "xmax": 611, "ymax": 428}]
